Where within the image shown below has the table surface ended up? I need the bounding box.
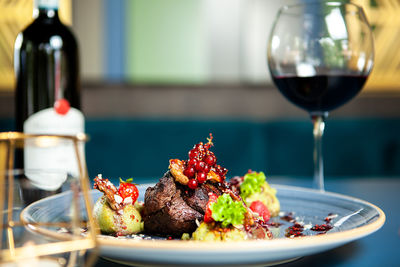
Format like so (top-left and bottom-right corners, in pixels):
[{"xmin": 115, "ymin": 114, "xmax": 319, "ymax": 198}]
[{"xmin": 93, "ymin": 177, "xmax": 400, "ymax": 267}]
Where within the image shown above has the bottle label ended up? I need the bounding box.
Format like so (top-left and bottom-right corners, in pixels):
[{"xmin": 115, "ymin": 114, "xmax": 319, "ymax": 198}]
[
  {"xmin": 23, "ymin": 107, "xmax": 85, "ymax": 191},
  {"xmin": 35, "ymin": 0, "xmax": 59, "ymax": 9}
]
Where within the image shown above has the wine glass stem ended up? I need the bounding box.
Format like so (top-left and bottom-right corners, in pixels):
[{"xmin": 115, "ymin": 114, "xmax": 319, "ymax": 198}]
[{"xmin": 311, "ymin": 113, "xmax": 328, "ymax": 191}]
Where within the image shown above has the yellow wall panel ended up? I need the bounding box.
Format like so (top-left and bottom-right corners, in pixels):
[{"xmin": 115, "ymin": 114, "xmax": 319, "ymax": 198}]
[
  {"xmin": 353, "ymin": 0, "xmax": 400, "ymax": 91},
  {"xmin": 0, "ymin": 0, "xmax": 71, "ymax": 91}
]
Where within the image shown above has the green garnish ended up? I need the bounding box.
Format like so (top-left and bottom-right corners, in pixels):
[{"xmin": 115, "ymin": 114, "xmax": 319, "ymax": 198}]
[
  {"xmin": 181, "ymin": 233, "xmax": 191, "ymax": 240},
  {"xmin": 210, "ymin": 193, "xmax": 247, "ymax": 228},
  {"xmin": 240, "ymin": 171, "xmax": 266, "ymax": 200},
  {"xmin": 120, "ymin": 177, "xmax": 134, "ymax": 183}
]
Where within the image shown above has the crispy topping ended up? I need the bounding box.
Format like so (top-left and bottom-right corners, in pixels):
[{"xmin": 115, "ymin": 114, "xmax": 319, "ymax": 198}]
[
  {"xmin": 93, "ymin": 175, "xmax": 121, "ymax": 210},
  {"xmin": 124, "ymin": 196, "xmax": 133, "ymax": 205},
  {"xmin": 207, "ymin": 170, "xmax": 223, "ymax": 183},
  {"xmin": 169, "ymin": 159, "xmax": 189, "ymax": 185},
  {"xmin": 114, "ymin": 194, "xmax": 123, "ymax": 204}
]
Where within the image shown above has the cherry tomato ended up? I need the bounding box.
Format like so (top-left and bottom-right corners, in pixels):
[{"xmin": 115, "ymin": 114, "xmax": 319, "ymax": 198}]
[
  {"xmin": 203, "ymin": 192, "xmax": 218, "ymax": 223},
  {"xmin": 249, "ymin": 200, "xmax": 270, "ymax": 222},
  {"xmin": 118, "ymin": 179, "xmax": 139, "ymax": 204}
]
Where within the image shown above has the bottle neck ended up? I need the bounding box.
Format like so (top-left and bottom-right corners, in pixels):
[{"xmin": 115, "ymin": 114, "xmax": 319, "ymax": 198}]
[{"xmin": 33, "ymin": 0, "xmax": 60, "ymax": 21}]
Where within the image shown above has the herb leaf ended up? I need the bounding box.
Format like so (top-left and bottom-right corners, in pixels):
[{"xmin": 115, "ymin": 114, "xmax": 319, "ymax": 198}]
[
  {"xmin": 119, "ymin": 177, "xmax": 134, "ymax": 183},
  {"xmin": 210, "ymin": 193, "xmax": 246, "ymax": 228},
  {"xmin": 240, "ymin": 171, "xmax": 266, "ymax": 200}
]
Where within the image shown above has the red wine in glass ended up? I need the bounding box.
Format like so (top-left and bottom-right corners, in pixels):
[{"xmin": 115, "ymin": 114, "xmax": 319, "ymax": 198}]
[
  {"xmin": 267, "ymin": 2, "xmax": 374, "ymax": 191},
  {"xmin": 272, "ymin": 75, "xmax": 368, "ymax": 113}
]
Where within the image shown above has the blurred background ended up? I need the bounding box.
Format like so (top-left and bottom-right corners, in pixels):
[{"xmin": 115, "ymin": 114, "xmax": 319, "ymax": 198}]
[{"xmin": 0, "ymin": 0, "xmax": 399, "ymax": 182}]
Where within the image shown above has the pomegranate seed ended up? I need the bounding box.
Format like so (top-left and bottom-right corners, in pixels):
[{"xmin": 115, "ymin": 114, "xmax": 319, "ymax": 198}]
[
  {"xmin": 195, "ymin": 143, "xmax": 203, "ymax": 149},
  {"xmin": 197, "ymin": 172, "xmax": 207, "ymax": 183},
  {"xmin": 203, "ymin": 164, "xmax": 210, "ymax": 173},
  {"xmin": 188, "ymin": 158, "xmax": 198, "ymax": 166},
  {"xmin": 195, "ymin": 161, "xmax": 206, "ymax": 172},
  {"xmin": 188, "ymin": 149, "xmax": 199, "ymax": 159},
  {"xmin": 218, "ymin": 167, "xmax": 228, "ymax": 176},
  {"xmin": 188, "ymin": 179, "xmax": 198, "ymax": 189},
  {"xmin": 204, "ymin": 154, "xmax": 216, "ymax": 166},
  {"xmin": 183, "ymin": 167, "xmax": 195, "ymax": 178}
]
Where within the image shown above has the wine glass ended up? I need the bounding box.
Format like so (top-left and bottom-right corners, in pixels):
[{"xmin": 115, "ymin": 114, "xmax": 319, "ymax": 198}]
[
  {"xmin": 0, "ymin": 132, "xmax": 98, "ymax": 266},
  {"xmin": 267, "ymin": 2, "xmax": 374, "ymax": 191}
]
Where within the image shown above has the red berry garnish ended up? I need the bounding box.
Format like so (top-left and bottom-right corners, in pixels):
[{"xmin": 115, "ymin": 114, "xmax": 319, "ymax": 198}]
[
  {"xmin": 54, "ymin": 98, "xmax": 70, "ymax": 115},
  {"xmin": 203, "ymin": 164, "xmax": 210, "ymax": 173},
  {"xmin": 194, "ymin": 161, "xmax": 206, "ymax": 172},
  {"xmin": 197, "ymin": 172, "xmax": 207, "ymax": 183},
  {"xmin": 181, "ymin": 134, "xmax": 228, "ymax": 190},
  {"xmin": 215, "ymin": 165, "xmax": 228, "ymax": 177},
  {"xmin": 194, "ymin": 143, "xmax": 202, "ymax": 149},
  {"xmin": 188, "ymin": 158, "xmax": 198, "ymax": 166},
  {"xmin": 204, "ymin": 154, "xmax": 216, "ymax": 166},
  {"xmin": 188, "ymin": 149, "xmax": 199, "ymax": 159},
  {"xmin": 188, "ymin": 179, "xmax": 198, "ymax": 189},
  {"xmin": 118, "ymin": 178, "xmax": 139, "ymax": 204},
  {"xmin": 249, "ymin": 200, "xmax": 270, "ymax": 222},
  {"xmin": 183, "ymin": 166, "xmax": 195, "ymax": 178}
]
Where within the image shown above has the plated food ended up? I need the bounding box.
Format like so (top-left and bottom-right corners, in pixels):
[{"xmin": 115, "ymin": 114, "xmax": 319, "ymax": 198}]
[
  {"xmin": 93, "ymin": 134, "xmax": 282, "ymax": 241},
  {"xmin": 93, "ymin": 175, "xmax": 143, "ymax": 236},
  {"xmin": 22, "ymin": 174, "xmax": 385, "ymax": 265}
]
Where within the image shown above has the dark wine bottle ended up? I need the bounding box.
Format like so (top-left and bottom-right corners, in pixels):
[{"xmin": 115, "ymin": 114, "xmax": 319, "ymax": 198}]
[
  {"xmin": 13, "ymin": 0, "xmax": 84, "ymax": 193},
  {"xmin": 14, "ymin": 0, "xmax": 82, "ymax": 133}
]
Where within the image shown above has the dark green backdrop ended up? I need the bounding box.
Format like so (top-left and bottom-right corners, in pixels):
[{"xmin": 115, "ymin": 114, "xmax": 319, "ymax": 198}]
[{"xmin": 1, "ymin": 118, "xmax": 399, "ymax": 182}]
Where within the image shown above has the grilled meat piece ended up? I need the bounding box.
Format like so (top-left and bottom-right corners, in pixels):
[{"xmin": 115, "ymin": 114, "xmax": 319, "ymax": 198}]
[{"xmin": 143, "ymin": 171, "xmax": 222, "ymax": 236}]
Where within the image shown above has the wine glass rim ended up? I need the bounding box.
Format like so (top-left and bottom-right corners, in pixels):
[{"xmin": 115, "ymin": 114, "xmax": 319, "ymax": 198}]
[{"xmin": 279, "ymin": 1, "xmax": 364, "ymax": 13}]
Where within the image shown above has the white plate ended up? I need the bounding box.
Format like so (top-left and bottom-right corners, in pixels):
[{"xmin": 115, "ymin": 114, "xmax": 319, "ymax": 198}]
[{"xmin": 22, "ymin": 184, "xmax": 385, "ymax": 266}]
